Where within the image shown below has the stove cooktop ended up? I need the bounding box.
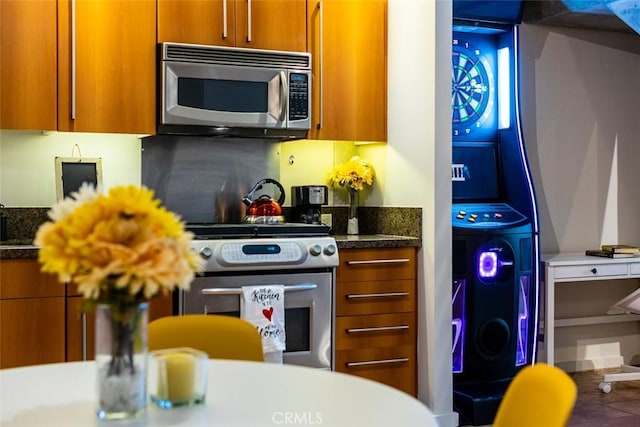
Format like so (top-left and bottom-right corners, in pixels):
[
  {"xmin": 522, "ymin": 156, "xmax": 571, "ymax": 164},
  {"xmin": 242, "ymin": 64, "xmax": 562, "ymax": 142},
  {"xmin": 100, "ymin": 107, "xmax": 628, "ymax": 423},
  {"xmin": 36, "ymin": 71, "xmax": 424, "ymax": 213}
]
[{"xmin": 186, "ymin": 223, "xmax": 330, "ymax": 239}]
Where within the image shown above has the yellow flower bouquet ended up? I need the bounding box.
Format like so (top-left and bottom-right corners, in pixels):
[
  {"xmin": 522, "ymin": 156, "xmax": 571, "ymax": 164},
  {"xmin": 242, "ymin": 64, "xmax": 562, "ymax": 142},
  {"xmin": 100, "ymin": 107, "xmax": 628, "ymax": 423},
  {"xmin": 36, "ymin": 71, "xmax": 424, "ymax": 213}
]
[
  {"xmin": 35, "ymin": 184, "xmax": 202, "ymax": 309},
  {"xmin": 326, "ymin": 155, "xmax": 374, "ymax": 192},
  {"xmin": 34, "ymin": 184, "xmax": 203, "ymax": 419},
  {"xmin": 326, "ymin": 156, "xmax": 374, "ymax": 234}
]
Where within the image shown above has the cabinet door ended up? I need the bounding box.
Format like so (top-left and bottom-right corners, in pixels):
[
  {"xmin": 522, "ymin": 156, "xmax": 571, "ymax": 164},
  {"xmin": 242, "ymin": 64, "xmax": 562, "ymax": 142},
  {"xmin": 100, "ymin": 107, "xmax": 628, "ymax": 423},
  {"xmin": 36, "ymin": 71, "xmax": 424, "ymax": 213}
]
[
  {"xmin": 66, "ymin": 293, "xmax": 174, "ymax": 362},
  {"xmin": 57, "ymin": 0, "xmax": 156, "ymax": 134},
  {"xmin": 235, "ymin": 0, "xmax": 307, "ymax": 52},
  {"xmin": 158, "ymin": 0, "xmax": 306, "ymax": 52},
  {"xmin": 0, "ymin": 298, "xmax": 66, "ymax": 368},
  {"xmin": 158, "ymin": 0, "xmax": 237, "ymax": 46},
  {"xmin": 0, "ymin": 0, "xmax": 57, "ymax": 130},
  {"xmin": 307, "ymin": 0, "xmax": 387, "ymax": 142}
]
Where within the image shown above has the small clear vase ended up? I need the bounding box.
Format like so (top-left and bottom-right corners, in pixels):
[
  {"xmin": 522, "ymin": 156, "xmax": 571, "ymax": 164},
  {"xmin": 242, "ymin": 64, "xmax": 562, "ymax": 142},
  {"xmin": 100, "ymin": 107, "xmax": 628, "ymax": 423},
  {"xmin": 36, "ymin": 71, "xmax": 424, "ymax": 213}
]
[
  {"xmin": 95, "ymin": 302, "xmax": 148, "ymax": 420},
  {"xmin": 347, "ymin": 189, "xmax": 359, "ymax": 235}
]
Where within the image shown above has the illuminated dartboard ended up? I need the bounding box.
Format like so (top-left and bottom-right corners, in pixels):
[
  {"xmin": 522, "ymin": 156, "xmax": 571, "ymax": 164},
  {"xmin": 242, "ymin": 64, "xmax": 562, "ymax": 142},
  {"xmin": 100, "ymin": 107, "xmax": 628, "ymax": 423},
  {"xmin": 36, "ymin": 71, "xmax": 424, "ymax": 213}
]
[{"xmin": 452, "ymin": 35, "xmax": 496, "ymax": 139}]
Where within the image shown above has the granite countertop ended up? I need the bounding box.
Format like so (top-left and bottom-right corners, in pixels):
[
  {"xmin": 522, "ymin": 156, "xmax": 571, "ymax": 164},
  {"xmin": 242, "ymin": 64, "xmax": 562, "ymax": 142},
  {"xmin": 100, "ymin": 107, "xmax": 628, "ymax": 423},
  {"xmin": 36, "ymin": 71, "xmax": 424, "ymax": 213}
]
[
  {"xmin": 333, "ymin": 234, "xmax": 421, "ymax": 249},
  {"xmin": 1, "ymin": 234, "xmax": 421, "ymax": 260}
]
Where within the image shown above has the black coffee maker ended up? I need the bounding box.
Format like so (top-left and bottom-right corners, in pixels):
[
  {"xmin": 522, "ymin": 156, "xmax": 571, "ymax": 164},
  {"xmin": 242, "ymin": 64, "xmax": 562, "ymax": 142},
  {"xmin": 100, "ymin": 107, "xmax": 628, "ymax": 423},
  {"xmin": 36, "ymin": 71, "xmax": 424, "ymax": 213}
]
[{"xmin": 291, "ymin": 185, "xmax": 328, "ymax": 224}]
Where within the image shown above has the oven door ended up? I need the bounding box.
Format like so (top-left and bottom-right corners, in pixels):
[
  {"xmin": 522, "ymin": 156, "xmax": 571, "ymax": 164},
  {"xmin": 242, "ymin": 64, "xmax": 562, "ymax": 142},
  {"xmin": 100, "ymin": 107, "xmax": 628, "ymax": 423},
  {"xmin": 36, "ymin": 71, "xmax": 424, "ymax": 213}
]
[{"xmin": 182, "ymin": 271, "xmax": 333, "ymax": 370}]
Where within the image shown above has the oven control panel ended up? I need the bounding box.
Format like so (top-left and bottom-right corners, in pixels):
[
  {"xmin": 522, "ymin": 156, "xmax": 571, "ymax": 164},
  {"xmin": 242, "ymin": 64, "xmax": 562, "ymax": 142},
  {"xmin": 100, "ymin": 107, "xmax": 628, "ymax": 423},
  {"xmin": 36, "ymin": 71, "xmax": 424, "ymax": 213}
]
[{"xmin": 191, "ymin": 237, "xmax": 339, "ymax": 272}]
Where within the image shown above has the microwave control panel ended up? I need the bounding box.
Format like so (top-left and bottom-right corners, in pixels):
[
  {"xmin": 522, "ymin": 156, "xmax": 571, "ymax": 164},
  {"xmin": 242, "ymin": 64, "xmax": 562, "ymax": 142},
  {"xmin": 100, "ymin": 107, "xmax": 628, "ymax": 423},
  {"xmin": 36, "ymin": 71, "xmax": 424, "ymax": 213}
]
[{"xmin": 289, "ymin": 73, "xmax": 309, "ymax": 121}]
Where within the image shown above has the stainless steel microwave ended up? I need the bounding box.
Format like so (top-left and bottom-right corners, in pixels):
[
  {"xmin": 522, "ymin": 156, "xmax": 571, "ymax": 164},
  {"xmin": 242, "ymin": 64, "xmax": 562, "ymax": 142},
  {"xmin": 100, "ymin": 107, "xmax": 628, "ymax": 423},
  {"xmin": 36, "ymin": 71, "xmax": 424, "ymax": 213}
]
[{"xmin": 158, "ymin": 42, "xmax": 312, "ymax": 139}]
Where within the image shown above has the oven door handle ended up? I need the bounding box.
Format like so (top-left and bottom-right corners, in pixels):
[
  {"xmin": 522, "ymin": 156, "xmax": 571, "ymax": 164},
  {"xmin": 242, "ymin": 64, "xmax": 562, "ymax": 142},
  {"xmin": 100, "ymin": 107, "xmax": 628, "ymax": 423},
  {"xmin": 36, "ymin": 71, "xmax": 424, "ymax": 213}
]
[{"xmin": 201, "ymin": 283, "xmax": 318, "ymax": 296}]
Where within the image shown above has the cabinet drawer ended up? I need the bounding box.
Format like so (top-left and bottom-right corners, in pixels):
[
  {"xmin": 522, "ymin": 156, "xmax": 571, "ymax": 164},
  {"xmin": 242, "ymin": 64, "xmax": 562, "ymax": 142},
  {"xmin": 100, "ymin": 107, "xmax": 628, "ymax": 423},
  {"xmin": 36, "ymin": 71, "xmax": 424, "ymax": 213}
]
[
  {"xmin": 337, "ymin": 247, "xmax": 416, "ymax": 282},
  {"xmin": 336, "ymin": 312, "xmax": 415, "ymax": 351},
  {"xmin": 335, "ymin": 345, "xmax": 416, "ymax": 396},
  {"xmin": 336, "ymin": 279, "xmax": 415, "ymax": 316},
  {"xmin": 553, "ymin": 263, "xmax": 628, "ymax": 280},
  {"xmin": 0, "ymin": 259, "xmax": 64, "ymax": 299}
]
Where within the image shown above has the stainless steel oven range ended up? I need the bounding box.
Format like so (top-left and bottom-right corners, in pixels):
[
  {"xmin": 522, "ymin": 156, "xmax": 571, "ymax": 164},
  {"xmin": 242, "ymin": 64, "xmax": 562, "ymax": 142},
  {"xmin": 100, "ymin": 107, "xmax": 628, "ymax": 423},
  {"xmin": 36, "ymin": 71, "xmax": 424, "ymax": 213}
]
[{"xmin": 180, "ymin": 224, "xmax": 338, "ymax": 370}]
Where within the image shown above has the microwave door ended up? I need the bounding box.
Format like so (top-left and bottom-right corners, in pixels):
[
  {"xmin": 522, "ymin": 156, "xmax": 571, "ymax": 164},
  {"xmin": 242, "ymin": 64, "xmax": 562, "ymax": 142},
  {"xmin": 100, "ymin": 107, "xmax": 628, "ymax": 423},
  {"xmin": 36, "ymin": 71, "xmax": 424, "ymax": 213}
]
[{"xmin": 162, "ymin": 62, "xmax": 286, "ymax": 128}]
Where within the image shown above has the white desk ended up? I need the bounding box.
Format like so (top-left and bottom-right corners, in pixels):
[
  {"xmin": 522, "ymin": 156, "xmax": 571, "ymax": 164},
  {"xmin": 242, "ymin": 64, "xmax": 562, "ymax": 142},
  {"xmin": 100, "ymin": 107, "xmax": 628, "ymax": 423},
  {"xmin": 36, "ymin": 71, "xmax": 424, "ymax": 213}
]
[
  {"xmin": 542, "ymin": 252, "xmax": 640, "ymax": 366},
  {"xmin": 0, "ymin": 360, "xmax": 438, "ymax": 427}
]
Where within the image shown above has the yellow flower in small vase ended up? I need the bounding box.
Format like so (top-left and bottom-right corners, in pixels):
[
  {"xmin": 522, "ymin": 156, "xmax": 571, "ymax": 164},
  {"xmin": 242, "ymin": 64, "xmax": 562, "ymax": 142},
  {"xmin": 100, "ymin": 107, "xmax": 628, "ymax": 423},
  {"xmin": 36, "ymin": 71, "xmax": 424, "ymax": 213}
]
[
  {"xmin": 34, "ymin": 184, "xmax": 204, "ymax": 420},
  {"xmin": 326, "ymin": 156, "xmax": 374, "ymax": 235}
]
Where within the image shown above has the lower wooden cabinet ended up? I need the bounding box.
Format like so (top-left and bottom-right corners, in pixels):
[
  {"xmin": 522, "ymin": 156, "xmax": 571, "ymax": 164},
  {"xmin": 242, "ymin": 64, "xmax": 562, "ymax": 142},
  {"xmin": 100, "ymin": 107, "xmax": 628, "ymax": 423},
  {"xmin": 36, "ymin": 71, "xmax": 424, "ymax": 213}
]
[
  {"xmin": 66, "ymin": 290, "xmax": 174, "ymax": 362},
  {"xmin": 334, "ymin": 247, "xmax": 418, "ymax": 396},
  {"xmin": 0, "ymin": 259, "xmax": 66, "ymax": 369},
  {"xmin": 0, "ymin": 258, "xmax": 175, "ymax": 367}
]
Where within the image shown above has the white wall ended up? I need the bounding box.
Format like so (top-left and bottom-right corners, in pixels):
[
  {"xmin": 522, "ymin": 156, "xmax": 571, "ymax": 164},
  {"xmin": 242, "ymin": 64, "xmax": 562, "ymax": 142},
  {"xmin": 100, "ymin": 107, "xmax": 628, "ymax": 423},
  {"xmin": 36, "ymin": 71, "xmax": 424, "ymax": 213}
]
[
  {"xmin": 387, "ymin": 1, "xmax": 456, "ymax": 426},
  {"xmin": 519, "ymin": 24, "xmax": 640, "ymax": 253},
  {"xmin": 0, "ymin": 130, "xmax": 142, "ymax": 206},
  {"xmin": 519, "ymin": 25, "xmax": 640, "ymax": 372}
]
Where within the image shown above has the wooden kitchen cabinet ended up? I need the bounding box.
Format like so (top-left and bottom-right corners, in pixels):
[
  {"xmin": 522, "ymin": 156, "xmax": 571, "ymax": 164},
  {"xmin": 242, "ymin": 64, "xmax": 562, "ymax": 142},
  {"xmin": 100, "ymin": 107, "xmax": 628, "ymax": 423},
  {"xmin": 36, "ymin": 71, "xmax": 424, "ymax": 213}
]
[
  {"xmin": 307, "ymin": 0, "xmax": 387, "ymax": 142},
  {"xmin": 0, "ymin": 0, "xmax": 58, "ymax": 130},
  {"xmin": 57, "ymin": 0, "xmax": 156, "ymax": 134},
  {"xmin": 0, "ymin": 259, "xmax": 66, "ymax": 368},
  {"xmin": 66, "ymin": 287, "xmax": 174, "ymax": 362},
  {"xmin": 334, "ymin": 247, "xmax": 417, "ymax": 396},
  {"xmin": 157, "ymin": 0, "xmax": 307, "ymax": 52}
]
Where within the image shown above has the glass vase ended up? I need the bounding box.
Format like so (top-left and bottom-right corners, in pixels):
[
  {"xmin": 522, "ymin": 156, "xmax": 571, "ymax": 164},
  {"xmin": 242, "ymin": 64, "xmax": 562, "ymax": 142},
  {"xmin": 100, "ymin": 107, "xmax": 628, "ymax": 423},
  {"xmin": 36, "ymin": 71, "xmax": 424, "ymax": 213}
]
[
  {"xmin": 347, "ymin": 189, "xmax": 359, "ymax": 235},
  {"xmin": 95, "ymin": 302, "xmax": 148, "ymax": 420}
]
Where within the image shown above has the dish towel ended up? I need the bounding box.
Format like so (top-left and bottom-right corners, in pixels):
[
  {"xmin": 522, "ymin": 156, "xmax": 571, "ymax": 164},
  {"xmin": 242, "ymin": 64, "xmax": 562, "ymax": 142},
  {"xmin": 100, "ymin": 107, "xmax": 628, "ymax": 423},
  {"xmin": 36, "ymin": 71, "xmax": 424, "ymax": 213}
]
[{"xmin": 241, "ymin": 285, "xmax": 286, "ymax": 364}]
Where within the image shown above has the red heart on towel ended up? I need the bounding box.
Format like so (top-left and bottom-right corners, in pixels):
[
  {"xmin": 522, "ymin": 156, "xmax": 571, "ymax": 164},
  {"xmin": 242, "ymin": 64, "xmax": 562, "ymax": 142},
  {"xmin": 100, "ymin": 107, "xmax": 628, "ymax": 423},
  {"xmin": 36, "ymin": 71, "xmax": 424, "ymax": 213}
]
[{"xmin": 262, "ymin": 307, "xmax": 274, "ymax": 321}]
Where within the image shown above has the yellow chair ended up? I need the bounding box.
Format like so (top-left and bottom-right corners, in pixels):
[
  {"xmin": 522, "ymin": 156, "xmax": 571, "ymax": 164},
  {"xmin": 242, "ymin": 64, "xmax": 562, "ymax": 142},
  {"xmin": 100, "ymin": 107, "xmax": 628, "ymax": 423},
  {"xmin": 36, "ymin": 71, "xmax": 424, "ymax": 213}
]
[
  {"xmin": 148, "ymin": 314, "xmax": 264, "ymax": 362},
  {"xmin": 493, "ymin": 363, "xmax": 577, "ymax": 427}
]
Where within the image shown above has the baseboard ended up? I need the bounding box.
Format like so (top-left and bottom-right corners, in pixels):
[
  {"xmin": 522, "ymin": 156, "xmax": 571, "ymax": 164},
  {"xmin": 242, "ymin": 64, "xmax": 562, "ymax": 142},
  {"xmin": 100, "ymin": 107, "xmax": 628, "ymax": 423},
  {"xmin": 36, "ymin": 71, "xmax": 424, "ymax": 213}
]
[
  {"xmin": 433, "ymin": 411, "xmax": 459, "ymax": 427},
  {"xmin": 555, "ymin": 355, "xmax": 625, "ymax": 372}
]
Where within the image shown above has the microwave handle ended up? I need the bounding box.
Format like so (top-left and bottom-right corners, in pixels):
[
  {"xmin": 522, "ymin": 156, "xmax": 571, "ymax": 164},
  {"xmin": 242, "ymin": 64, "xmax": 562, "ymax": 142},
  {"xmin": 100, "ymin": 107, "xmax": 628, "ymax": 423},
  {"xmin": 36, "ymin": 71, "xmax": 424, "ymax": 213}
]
[
  {"xmin": 279, "ymin": 71, "xmax": 288, "ymax": 122},
  {"xmin": 201, "ymin": 283, "xmax": 317, "ymax": 296}
]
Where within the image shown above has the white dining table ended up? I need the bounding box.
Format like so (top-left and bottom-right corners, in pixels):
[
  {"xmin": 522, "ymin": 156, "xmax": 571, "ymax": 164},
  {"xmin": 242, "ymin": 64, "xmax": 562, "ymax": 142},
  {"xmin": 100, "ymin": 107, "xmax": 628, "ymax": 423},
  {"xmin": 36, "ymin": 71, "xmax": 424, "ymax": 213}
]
[{"xmin": 0, "ymin": 360, "xmax": 439, "ymax": 427}]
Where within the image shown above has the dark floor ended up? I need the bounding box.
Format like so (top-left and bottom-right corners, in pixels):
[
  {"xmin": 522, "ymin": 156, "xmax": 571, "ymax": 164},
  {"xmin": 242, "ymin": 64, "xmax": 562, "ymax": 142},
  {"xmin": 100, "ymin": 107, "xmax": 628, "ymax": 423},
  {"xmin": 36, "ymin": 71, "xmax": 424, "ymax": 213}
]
[{"xmin": 568, "ymin": 368, "xmax": 640, "ymax": 426}]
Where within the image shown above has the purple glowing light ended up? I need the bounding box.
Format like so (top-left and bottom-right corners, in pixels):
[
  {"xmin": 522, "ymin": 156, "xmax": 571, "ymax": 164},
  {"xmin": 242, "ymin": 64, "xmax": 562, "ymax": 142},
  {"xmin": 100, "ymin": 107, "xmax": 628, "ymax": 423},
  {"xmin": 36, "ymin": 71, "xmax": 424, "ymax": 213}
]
[{"xmin": 478, "ymin": 251, "xmax": 498, "ymax": 278}]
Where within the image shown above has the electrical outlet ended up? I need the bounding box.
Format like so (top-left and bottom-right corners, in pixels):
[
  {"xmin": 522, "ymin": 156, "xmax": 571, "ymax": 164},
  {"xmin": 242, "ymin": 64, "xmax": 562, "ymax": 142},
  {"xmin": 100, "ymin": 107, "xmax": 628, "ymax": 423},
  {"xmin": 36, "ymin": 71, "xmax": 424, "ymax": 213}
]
[{"xmin": 321, "ymin": 213, "xmax": 332, "ymax": 228}]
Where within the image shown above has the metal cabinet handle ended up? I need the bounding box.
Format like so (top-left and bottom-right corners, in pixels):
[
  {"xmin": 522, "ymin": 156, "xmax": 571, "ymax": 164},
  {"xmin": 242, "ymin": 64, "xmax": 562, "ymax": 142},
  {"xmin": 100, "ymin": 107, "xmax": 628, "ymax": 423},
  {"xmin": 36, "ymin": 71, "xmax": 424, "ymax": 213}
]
[
  {"xmin": 202, "ymin": 283, "xmax": 317, "ymax": 296},
  {"xmin": 222, "ymin": 0, "xmax": 228, "ymax": 39},
  {"xmin": 246, "ymin": 0, "xmax": 252, "ymax": 42},
  {"xmin": 81, "ymin": 312, "xmax": 87, "ymax": 360},
  {"xmin": 346, "ymin": 357, "xmax": 409, "ymax": 367},
  {"xmin": 71, "ymin": 0, "xmax": 77, "ymax": 119},
  {"xmin": 316, "ymin": 1, "xmax": 323, "ymax": 129},
  {"xmin": 591, "ymin": 267, "xmax": 598, "ymax": 275},
  {"xmin": 346, "ymin": 258, "xmax": 410, "ymax": 265},
  {"xmin": 346, "ymin": 325, "xmax": 409, "ymax": 333},
  {"xmin": 346, "ymin": 292, "xmax": 410, "ymax": 299}
]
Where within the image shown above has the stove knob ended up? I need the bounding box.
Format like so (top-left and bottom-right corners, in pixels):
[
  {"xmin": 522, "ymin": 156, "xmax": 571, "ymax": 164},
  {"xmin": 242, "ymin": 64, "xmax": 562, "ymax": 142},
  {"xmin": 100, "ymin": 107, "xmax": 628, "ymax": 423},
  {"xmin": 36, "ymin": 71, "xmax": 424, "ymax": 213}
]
[
  {"xmin": 309, "ymin": 244, "xmax": 322, "ymax": 256},
  {"xmin": 323, "ymin": 244, "xmax": 337, "ymax": 256},
  {"xmin": 199, "ymin": 246, "xmax": 213, "ymax": 259}
]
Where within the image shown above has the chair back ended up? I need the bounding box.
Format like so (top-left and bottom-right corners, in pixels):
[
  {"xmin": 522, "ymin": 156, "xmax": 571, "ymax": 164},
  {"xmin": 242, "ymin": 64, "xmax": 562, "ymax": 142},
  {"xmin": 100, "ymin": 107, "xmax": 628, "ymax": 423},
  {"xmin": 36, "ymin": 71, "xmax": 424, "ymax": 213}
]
[
  {"xmin": 493, "ymin": 363, "xmax": 577, "ymax": 427},
  {"xmin": 148, "ymin": 314, "xmax": 264, "ymax": 362}
]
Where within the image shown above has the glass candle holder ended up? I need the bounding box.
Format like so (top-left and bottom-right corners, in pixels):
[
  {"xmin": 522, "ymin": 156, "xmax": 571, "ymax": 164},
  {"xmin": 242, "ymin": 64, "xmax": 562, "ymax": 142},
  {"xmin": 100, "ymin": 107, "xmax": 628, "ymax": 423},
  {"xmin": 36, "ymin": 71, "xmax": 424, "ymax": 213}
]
[{"xmin": 149, "ymin": 347, "xmax": 208, "ymax": 409}]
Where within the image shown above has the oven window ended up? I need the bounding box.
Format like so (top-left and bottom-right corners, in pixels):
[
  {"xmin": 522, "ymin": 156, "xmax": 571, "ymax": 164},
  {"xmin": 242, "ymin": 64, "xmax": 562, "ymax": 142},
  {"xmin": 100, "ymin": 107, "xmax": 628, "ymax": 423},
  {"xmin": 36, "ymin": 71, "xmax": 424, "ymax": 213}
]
[
  {"xmin": 178, "ymin": 77, "xmax": 268, "ymax": 113},
  {"xmin": 284, "ymin": 308, "xmax": 310, "ymax": 353},
  {"xmin": 209, "ymin": 308, "xmax": 310, "ymax": 353}
]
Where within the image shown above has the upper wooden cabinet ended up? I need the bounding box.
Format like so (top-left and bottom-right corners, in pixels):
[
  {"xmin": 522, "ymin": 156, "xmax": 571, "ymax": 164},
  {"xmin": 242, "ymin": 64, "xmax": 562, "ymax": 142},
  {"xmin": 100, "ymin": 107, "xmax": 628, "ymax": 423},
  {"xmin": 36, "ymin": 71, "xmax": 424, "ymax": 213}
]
[
  {"xmin": 0, "ymin": 0, "xmax": 57, "ymax": 131},
  {"xmin": 158, "ymin": 0, "xmax": 307, "ymax": 52},
  {"xmin": 57, "ymin": 0, "xmax": 156, "ymax": 134},
  {"xmin": 307, "ymin": 0, "xmax": 387, "ymax": 142}
]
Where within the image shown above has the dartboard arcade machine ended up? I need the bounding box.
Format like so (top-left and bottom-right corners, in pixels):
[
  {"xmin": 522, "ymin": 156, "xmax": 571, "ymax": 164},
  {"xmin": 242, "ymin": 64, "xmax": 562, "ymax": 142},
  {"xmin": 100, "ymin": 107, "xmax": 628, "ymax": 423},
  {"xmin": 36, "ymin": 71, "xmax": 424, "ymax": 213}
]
[{"xmin": 450, "ymin": 1, "xmax": 540, "ymax": 425}]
